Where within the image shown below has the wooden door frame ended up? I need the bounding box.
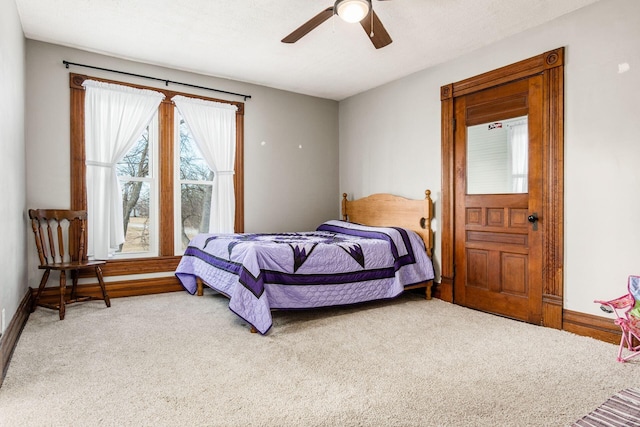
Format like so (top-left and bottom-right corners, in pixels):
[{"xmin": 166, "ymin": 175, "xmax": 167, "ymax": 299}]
[{"xmin": 439, "ymin": 48, "xmax": 564, "ymax": 329}]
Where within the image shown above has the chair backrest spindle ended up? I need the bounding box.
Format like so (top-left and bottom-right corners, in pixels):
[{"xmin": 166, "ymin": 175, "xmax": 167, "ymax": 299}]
[
  {"xmin": 30, "ymin": 216, "xmax": 47, "ymax": 265},
  {"xmin": 77, "ymin": 217, "xmax": 86, "ymax": 261},
  {"xmin": 46, "ymin": 220, "xmax": 56, "ymax": 263},
  {"xmin": 56, "ymin": 219, "xmax": 65, "ymax": 263}
]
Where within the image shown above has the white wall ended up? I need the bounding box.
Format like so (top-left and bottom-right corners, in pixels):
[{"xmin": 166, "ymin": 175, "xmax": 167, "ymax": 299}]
[
  {"xmin": 25, "ymin": 41, "xmax": 339, "ymax": 288},
  {"xmin": 339, "ymin": 0, "xmax": 640, "ymax": 316},
  {"xmin": 0, "ymin": 0, "xmax": 27, "ymax": 333}
]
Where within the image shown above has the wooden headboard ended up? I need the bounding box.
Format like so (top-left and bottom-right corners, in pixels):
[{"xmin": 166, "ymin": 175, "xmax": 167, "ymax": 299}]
[{"xmin": 341, "ymin": 190, "xmax": 434, "ymax": 257}]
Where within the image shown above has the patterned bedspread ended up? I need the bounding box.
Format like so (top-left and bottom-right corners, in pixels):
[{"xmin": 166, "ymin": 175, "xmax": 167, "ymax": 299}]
[{"xmin": 175, "ymin": 220, "xmax": 434, "ymax": 334}]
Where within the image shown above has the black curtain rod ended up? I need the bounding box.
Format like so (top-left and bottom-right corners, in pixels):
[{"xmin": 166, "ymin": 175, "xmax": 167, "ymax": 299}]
[{"xmin": 63, "ymin": 60, "xmax": 251, "ymax": 101}]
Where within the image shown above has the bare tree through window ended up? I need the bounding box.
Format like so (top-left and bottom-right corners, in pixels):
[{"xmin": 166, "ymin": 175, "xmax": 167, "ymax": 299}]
[
  {"xmin": 114, "ymin": 113, "xmax": 215, "ymax": 254},
  {"xmin": 178, "ymin": 116, "xmax": 214, "ymax": 250},
  {"xmin": 116, "ymin": 128, "xmax": 151, "ymax": 253}
]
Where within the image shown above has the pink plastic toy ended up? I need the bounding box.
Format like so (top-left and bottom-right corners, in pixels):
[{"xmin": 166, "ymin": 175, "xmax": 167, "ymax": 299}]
[{"xmin": 595, "ymin": 275, "xmax": 640, "ymax": 362}]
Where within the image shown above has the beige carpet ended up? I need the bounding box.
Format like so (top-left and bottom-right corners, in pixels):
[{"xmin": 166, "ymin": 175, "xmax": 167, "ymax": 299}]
[{"xmin": 1, "ymin": 291, "xmax": 639, "ymax": 427}]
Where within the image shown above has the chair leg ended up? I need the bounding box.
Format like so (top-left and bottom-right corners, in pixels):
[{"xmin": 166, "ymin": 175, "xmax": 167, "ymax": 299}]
[
  {"xmin": 95, "ymin": 266, "xmax": 111, "ymax": 308},
  {"xmin": 59, "ymin": 270, "xmax": 67, "ymax": 320},
  {"xmin": 32, "ymin": 269, "xmax": 51, "ymax": 312}
]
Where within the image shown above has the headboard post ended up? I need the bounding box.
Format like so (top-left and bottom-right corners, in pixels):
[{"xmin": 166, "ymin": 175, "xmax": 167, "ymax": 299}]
[
  {"xmin": 423, "ymin": 189, "xmax": 433, "ymax": 257},
  {"xmin": 341, "ymin": 193, "xmax": 348, "ymax": 221}
]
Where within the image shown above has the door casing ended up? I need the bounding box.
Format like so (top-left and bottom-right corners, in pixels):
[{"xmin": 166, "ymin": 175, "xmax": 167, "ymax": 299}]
[{"xmin": 439, "ymin": 48, "xmax": 565, "ymax": 329}]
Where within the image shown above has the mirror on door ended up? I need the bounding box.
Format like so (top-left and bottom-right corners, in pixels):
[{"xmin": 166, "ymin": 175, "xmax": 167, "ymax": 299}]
[{"xmin": 466, "ymin": 115, "xmax": 528, "ymax": 195}]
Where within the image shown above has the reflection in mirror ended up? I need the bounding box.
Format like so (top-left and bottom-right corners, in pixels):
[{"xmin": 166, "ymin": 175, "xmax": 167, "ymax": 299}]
[{"xmin": 467, "ymin": 115, "xmax": 528, "ymax": 195}]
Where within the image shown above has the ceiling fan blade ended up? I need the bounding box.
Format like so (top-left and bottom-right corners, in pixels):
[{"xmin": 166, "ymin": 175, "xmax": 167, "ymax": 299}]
[
  {"xmin": 360, "ymin": 10, "xmax": 392, "ymax": 49},
  {"xmin": 281, "ymin": 7, "xmax": 335, "ymax": 44}
]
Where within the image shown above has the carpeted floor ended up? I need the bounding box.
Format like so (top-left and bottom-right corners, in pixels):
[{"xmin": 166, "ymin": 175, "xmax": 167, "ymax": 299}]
[{"xmin": 1, "ymin": 291, "xmax": 639, "ymax": 426}]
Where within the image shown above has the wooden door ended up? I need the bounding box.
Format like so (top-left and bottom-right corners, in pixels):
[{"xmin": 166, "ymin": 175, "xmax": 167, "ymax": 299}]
[{"xmin": 453, "ymin": 76, "xmax": 543, "ymax": 323}]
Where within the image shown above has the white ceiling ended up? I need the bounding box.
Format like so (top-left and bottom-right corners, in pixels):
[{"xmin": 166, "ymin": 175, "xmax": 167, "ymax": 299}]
[{"xmin": 15, "ymin": 0, "xmax": 599, "ymax": 101}]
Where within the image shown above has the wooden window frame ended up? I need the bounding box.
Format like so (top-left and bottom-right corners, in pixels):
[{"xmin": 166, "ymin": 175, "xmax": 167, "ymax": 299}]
[{"xmin": 69, "ymin": 73, "xmax": 244, "ymax": 277}]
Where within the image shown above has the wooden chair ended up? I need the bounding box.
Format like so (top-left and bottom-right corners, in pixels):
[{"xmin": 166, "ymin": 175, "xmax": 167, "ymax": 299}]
[{"xmin": 29, "ymin": 209, "xmax": 111, "ymax": 320}]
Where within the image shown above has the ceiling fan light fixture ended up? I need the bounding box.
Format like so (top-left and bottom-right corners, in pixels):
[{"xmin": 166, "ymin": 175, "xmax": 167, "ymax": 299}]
[{"xmin": 335, "ymin": 0, "xmax": 371, "ymax": 23}]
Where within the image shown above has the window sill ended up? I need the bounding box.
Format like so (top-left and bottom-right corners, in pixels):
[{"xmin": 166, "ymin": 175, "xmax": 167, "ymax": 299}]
[{"xmin": 78, "ymin": 256, "xmax": 181, "ymax": 278}]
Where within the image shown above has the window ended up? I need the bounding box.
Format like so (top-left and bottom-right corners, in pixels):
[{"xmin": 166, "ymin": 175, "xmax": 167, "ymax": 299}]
[
  {"xmin": 175, "ymin": 112, "xmax": 215, "ymax": 253},
  {"xmin": 115, "ymin": 115, "xmax": 159, "ymax": 257},
  {"xmin": 69, "ymin": 73, "xmax": 244, "ymax": 276}
]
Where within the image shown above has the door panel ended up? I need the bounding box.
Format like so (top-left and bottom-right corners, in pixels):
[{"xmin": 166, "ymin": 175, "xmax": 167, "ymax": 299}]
[{"xmin": 454, "ymin": 76, "xmax": 543, "ymax": 324}]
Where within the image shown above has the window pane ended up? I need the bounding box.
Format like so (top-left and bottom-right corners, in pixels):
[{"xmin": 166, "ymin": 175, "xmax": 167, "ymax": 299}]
[
  {"xmin": 114, "ymin": 117, "xmax": 157, "ymax": 258},
  {"xmin": 180, "ymin": 183, "xmax": 213, "ymax": 250},
  {"xmin": 118, "ymin": 181, "xmax": 151, "ymax": 253},
  {"xmin": 178, "ymin": 117, "xmax": 213, "ymax": 181},
  {"xmin": 176, "ymin": 112, "xmax": 216, "ymax": 253},
  {"xmin": 116, "ymin": 128, "xmax": 149, "ymax": 178},
  {"xmin": 467, "ymin": 115, "xmax": 528, "ymax": 194}
]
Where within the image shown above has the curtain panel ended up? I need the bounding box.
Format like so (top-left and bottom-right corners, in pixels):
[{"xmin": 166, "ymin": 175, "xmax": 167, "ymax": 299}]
[
  {"xmin": 172, "ymin": 95, "xmax": 238, "ymax": 233},
  {"xmin": 83, "ymin": 80, "xmax": 164, "ymax": 260},
  {"xmin": 507, "ymin": 119, "xmax": 529, "ymax": 193}
]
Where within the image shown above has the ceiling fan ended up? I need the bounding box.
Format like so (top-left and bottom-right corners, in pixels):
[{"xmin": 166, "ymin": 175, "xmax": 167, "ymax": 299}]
[{"xmin": 281, "ymin": 0, "xmax": 393, "ymax": 49}]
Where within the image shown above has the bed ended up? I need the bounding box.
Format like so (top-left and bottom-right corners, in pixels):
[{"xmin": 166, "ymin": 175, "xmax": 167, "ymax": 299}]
[{"xmin": 175, "ymin": 190, "xmax": 435, "ymax": 334}]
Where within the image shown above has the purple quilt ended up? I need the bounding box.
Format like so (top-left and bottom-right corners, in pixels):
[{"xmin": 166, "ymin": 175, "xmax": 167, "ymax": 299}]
[{"xmin": 175, "ymin": 220, "xmax": 434, "ymax": 334}]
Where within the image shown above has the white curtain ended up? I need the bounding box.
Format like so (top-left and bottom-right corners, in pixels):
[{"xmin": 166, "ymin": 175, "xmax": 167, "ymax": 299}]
[
  {"xmin": 172, "ymin": 95, "xmax": 238, "ymax": 233},
  {"xmin": 83, "ymin": 80, "xmax": 164, "ymax": 260},
  {"xmin": 508, "ymin": 119, "xmax": 529, "ymax": 193}
]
